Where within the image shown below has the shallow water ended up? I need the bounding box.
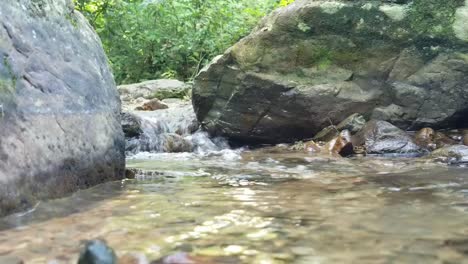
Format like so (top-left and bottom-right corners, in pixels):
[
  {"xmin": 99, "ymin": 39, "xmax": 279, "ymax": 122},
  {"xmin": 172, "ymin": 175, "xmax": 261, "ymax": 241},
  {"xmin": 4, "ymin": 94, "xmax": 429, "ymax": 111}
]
[{"xmin": 1, "ymin": 149, "xmax": 468, "ymax": 263}]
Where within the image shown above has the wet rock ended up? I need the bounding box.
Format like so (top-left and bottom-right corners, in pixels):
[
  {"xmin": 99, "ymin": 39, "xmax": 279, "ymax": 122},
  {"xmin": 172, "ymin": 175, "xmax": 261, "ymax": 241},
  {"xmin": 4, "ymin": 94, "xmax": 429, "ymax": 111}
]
[
  {"xmin": 192, "ymin": 0, "xmax": 468, "ymax": 144},
  {"xmin": 313, "ymin": 126, "xmax": 339, "ymax": 142},
  {"xmin": 121, "ymin": 112, "xmax": 143, "ymax": 138},
  {"xmin": 336, "ymin": 114, "xmax": 366, "ymax": 134},
  {"xmin": 464, "ymin": 134, "xmax": 468, "ymax": 146},
  {"xmin": 304, "ymin": 140, "xmax": 322, "ymax": 153},
  {"xmin": 429, "ymin": 145, "xmax": 468, "ymax": 165},
  {"xmin": 433, "ymin": 132, "xmax": 457, "ymax": 148},
  {"xmin": 118, "ymin": 79, "xmax": 191, "ymax": 101},
  {"xmin": 313, "ymin": 114, "xmax": 366, "ymax": 142},
  {"xmin": 162, "ymin": 134, "xmax": 193, "ymax": 153},
  {"xmin": 414, "ymin": 128, "xmax": 436, "ymax": 150},
  {"xmin": 122, "ymin": 100, "xmax": 201, "ymax": 154},
  {"xmin": 78, "ymin": 240, "xmax": 118, "ymax": 264},
  {"xmin": 125, "ymin": 169, "xmax": 136, "ymax": 179},
  {"xmin": 135, "ymin": 99, "xmax": 169, "ymax": 111},
  {"xmin": 353, "ymin": 120, "xmax": 421, "ymax": 154},
  {"xmin": 323, "ymin": 130, "xmax": 354, "ymax": 157},
  {"xmin": 0, "ymin": 0, "xmax": 125, "ymax": 216}
]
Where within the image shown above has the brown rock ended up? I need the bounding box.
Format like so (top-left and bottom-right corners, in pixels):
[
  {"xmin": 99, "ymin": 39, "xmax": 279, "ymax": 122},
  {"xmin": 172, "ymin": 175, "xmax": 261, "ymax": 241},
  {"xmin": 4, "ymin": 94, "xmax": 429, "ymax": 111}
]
[
  {"xmin": 434, "ymin": 132, "xmax": 457, "ymax": 148},
  {"xmin": 414, "ymin": 127, "xmax": 435, "ymax": 150},
  {"xmin": 304, "ymin": 140, "xmax": 322, "ymax": 153},
  {"xmin": 135, "ymin": 99, "xmax": 169, "ymax": 111},
  {"xmin": 324, "ymin": 130, "xmax": 354, "ymax": 157},
  {"xmin": 463, "ymin": 134, "xmax": 468, "ymax": 146}
]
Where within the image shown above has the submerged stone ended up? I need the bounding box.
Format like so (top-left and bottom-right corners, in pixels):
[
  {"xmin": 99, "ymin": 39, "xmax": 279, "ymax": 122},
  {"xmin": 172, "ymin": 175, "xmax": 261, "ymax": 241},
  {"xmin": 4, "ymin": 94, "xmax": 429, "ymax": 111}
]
[
  {"xmin": 429, "ymin": 145, "xmax": 468, "ymax": 165},
  {"xmin": 78, "ymin": 240, "xmax": 118, "ymax": 264},
  {"xmin": 414, "ymin": 128, "xmax": 436, "ymax": 150}
]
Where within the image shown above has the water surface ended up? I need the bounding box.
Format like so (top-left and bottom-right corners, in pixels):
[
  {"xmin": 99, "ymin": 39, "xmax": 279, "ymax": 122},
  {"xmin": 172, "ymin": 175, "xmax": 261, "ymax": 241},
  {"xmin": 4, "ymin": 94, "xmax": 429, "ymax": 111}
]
[{"xmin": 1, "ymin": 150, "xmax": 468, "ymax": 263}]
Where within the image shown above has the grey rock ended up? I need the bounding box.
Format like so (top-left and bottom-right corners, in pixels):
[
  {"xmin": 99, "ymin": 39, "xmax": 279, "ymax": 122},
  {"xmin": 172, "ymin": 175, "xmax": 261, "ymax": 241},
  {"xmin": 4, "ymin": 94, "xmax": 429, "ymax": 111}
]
[
  {"xmin": 429, "ymin": 145, "xmax": 468, "ymax": 165},
  {"xmin": 121, "ymin": 112, "xmax": 142, "ymax": 138},
  {"xmin": 336, "ymin": 114, "xmax": 366, "ymax": 134},
  {"xmin": 192, "ymin": 0, "xmax": 468, "ymax": 143},
  {"xmin": 0, "ymin": 0, "xmax": 124, "ymax": 216},
  {"xmin": 118, "ymin": 79, "xmax": 191, "ymax": 101},
  {"xmin": 78, "ymin": 240, "xmax": 117, "ymax": 264},
  {"xmin": 353, "ymin": 120, "xmax": 422, "ymax": 154},
  {"xmin": 313, "ymin": 126, "xmax": 339, "ymax": 142},
  {"xmin": 313, "ymin": 113, "xmax": 366, "ymax": 142}
]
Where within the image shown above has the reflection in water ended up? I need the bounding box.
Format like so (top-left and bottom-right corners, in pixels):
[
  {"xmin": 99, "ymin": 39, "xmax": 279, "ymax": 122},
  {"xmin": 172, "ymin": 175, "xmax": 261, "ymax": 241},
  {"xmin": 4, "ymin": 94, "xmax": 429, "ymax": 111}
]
[{"xmin": 0, "ymin": 149, "xmax": 468, "ymax": 263}]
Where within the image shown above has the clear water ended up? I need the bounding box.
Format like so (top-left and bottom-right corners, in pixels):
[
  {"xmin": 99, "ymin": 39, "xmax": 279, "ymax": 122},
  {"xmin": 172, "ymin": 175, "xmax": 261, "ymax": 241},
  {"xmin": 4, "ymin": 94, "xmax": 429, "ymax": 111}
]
[{"xmin": 1, "ymin": 149, "xmax": 468, "ymax": 263}]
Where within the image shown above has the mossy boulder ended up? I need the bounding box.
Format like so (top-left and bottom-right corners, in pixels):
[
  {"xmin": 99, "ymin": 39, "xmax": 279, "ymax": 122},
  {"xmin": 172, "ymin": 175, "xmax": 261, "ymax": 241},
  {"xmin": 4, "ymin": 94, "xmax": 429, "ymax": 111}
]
[
  {"xmin": 0, "ymin": 0, "xmax": 125, "ymax": 216},
  {"xmin": 193, "ymin": 0, "xmax": 468, "ymax": 143}
]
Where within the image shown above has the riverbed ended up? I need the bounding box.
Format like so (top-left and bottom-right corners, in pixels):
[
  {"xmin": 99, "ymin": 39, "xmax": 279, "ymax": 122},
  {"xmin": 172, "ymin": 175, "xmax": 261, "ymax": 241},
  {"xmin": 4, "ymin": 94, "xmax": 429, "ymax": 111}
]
[{"xmin": 1, "ymin": 149, "xmax": 468, "ymax": 263}]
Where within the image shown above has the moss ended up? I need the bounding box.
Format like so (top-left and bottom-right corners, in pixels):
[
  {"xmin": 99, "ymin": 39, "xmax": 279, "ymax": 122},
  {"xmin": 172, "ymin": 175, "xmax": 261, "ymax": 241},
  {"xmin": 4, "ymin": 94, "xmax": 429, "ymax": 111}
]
[
  {"xmin": 65, "ymin": 12, "xmax": 79, "ymax": 28},
  {"xmin": 408, "ymin": 0, "xmax": 465, "ymax": 39},
  {"xmin": 1, "ymin": 57, "xmax": 16, "ymax": 91},
  {"xmin": 146, "ymin": 88, "xmax": 191, "ymax": 100}
]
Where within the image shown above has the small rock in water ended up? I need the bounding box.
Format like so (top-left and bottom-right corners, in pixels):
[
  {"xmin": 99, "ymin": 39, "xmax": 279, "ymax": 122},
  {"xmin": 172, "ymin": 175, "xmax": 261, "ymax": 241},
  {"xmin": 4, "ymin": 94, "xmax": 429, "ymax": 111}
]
[
  {"xmin": 324, "ymin": 130, "xmax": 354, "ymax": 157},
  {"xmin": 78, "ymin": 240, "xmax": 118, "ymax": 264},
  {"xmin": 121, "ymin": 112, "xmax": 143, "ymax": 138},
  {"xmin": 304, "ymin": 140, "xmax": 322, "ymax": 153},
  {"xmin": 336, "ymin": 113, "xmax": 366, "ymax": 134},
  {"xmin": 353, "ymin": 120, "xmax": 421, "ymax": 154},
  {"xmin": 414, "ymin": 127, "xmax": 436, "ymax": 150},
  {"xmin": 433, "ymin": 132, "xmax": 457, "ymax": 148},
  {"xmin": 135, "ymin": 99, "xmax": 169, "ymax": 111},
  {"xmin": 125, "ymin": 169, "xmax": 136, "ymax": 179},
  {"xmin": 313, "ymin": 114, "xmax": 366, "ymax": 143},
  {"xmin": 429, "ymin": 145, "xmax": 468, "ymax": 165},
  {"xmin": 463, "ymin": 133, "xmax": 468, "ymax": 146}
]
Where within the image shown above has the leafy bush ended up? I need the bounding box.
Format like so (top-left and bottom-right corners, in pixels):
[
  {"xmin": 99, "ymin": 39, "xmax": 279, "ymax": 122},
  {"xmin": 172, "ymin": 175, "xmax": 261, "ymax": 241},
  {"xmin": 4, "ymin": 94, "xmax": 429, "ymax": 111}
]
[{"xmin": 74, "ymin": 0, "xmax": 295, "ymax": 84}]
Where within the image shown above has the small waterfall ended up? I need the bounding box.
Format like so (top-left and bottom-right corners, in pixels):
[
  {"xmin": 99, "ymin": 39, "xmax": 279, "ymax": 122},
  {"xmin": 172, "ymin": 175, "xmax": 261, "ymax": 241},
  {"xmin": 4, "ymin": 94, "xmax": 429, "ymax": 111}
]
[{"xmin": 123, "ymin": 100, "xmax": 229, "ymax": 155}]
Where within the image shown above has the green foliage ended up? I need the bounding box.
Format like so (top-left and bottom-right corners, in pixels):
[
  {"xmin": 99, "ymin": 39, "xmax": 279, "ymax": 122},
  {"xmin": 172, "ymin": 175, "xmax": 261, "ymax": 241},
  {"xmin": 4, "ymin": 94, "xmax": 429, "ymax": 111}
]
[
  {"xmin": 276, "ymin": 0, "xmax": 295, "ymax": 7},
  {"xmin": 74, "ymin": 0, "xmax": 283, "ymax": 84}
]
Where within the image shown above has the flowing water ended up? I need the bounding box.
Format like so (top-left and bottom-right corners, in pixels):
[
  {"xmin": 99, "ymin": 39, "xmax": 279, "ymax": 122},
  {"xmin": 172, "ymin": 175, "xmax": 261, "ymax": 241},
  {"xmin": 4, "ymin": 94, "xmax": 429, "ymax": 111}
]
[
  {"xmin": 2, "ymin": 104, "xmax": 468, "ymax": 263},
  {"xmin": 1, "ymin": 148, "xmax": 468, "ymax": 263}
]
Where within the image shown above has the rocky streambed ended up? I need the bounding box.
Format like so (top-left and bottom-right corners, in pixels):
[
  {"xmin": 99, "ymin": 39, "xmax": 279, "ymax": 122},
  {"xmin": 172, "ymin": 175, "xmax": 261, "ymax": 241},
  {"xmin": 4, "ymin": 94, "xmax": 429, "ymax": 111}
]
[
  {"xmin": 1, "ymin": 77, "xmax": 468, "ymax": 263},
  {"xmin": 1, "ymin": 0, "xmax": 468, "ymax": 263}
]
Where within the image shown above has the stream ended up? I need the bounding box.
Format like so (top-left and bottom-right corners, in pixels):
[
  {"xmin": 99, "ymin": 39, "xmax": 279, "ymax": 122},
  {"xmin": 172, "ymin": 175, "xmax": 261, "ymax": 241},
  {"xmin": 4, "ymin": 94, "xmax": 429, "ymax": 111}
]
[
  {"xmin": 1, "ymin": 102, "xmax": 468, "ymax": 263},
  {"xmin": 1, "ymin": 147, "xmax": 468, "ymax": 263}
]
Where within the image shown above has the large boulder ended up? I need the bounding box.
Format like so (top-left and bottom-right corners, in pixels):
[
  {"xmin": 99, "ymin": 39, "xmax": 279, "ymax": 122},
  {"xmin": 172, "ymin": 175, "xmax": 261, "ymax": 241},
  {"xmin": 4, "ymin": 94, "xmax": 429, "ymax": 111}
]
[
  {"xmin": 193, "ymin": 0, "xmax": 468, "ymax": 143},
  {"xmin": 0, "ymin": 0, "xmax": 125, "ymax": 216}
]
